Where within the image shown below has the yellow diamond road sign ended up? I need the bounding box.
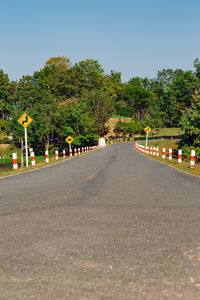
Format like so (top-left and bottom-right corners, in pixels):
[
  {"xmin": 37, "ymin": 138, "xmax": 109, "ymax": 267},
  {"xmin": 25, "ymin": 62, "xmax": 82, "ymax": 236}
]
[
  {"xmin": 18, "ymin": 112, "xmax": 33, "ymax": 128},
  {"xmin": 66, "ymin": 136, "xmax": 74, "ymax": 144},
  {"xmin": 144, "ymin": 126, "xmax": 151, "ymax": 133}
]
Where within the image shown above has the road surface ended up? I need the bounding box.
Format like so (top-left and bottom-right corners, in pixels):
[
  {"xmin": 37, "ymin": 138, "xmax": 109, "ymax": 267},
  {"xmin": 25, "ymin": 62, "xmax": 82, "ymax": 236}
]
[{"xmin": 0, "ymin": 143, "xmax": 200, "ymax": 299}]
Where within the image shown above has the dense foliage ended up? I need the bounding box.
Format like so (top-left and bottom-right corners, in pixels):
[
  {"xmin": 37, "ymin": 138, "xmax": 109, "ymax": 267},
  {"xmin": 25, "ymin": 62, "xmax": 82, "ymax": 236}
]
[{"xmin": 1, "ymin": 56, "xmax": 200, "ymax": 156}]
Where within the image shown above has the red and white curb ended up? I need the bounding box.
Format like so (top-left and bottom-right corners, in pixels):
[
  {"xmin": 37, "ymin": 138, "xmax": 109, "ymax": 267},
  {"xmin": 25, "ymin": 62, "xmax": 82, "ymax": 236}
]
[{"xmin": 135, "ymin": 142, "xmax": 197, "ymax": 168}]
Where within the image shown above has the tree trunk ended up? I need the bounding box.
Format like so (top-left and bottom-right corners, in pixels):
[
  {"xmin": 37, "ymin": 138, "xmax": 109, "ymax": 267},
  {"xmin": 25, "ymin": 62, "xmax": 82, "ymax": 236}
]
[{"xmin": 45, "ymin": 136, "xmax": 49, "ymax": 152}]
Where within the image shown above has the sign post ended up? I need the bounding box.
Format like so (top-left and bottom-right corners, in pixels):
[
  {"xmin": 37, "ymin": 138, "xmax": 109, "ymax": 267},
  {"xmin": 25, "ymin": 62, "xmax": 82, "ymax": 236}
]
[
  {"xmin": 18, "ymin": 112, "xmax": 33, "ymax": 167},
  {"xmin": 66, "ymin": 136, "xmax": 74, "ymax": 154},
  {"xmin": 144, "ymin": 126, "xmax": 151, "ymax": 148}
]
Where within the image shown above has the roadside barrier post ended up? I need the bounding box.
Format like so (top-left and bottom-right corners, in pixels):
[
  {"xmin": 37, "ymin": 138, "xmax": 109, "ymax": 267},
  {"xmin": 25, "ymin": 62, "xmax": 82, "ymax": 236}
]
[
  {"xmin": 150, "ymin": 147, "xmax": 152, "ymax": 155},
  {"xmin": 178, "ymin": 149, "xmax": 182, "ymax": 164},
  {"xmin": 70, "ymin": 149, "xmax": 72, "ymax": 157},
  {"xmin": 74, "ymin": 148, "xmax": 77, "ymax": 156},
  {"xmin": 153, "ymin": 147, "xmax": 156, "ymax": 156},
  {"xmin": 12, "ymin": 153, "xmax": 18, "ymax": 169},
  {"xmin": 190, "ymin": 150, "xmax": 195, "ymax": 168},
  {"xmin": 63, "ymin": 150, "xmax": 66, "ymax": 158},
  {"xmin": 78, "ymin": 148, "xmax": 80, "ymax": 155},
  {"xmin": 162, "ymin": 148, "xmax": 165, "ymax": 159},
  {"xmin": 82, "ymin": 147, "xmax": 84, "ymax": 153},
  {"xmin": 45, "ymin": 151, "xmax": 49, "ymax": 163},
  {"xmin": 169, "ymin": 148, "xmax": 172, "ymax": 160},
  {"xmin": 31, "ymin": 152, "xmax": 36, "ymax": 166},
  {"xmin": 55, "ymin": 150, "xmax": 58, "ymax": 160},
  {"xmin": 156, "ymin": 147, "xmax": 159, "ymax": 157}
]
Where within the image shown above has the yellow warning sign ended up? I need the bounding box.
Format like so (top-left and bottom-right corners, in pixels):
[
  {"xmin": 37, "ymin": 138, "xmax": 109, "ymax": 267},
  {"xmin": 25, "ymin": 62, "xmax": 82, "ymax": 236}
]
[
  {"xmin": 18, "ymin": 112, "xmax": 33, "ymax": 128},
  {"xmin": 66, "ymin": 136, "xmax": 74, "ymax": 144},
  {"xmin": 144, "ymin": 126, "xmax": 151, "ymax": 134}
]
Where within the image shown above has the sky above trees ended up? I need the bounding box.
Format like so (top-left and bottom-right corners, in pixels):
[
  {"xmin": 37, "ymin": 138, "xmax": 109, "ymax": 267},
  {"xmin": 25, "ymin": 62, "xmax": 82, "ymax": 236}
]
[{"xmin": 1, "ymin": 0, "xmax": 200, "ymax": 82}]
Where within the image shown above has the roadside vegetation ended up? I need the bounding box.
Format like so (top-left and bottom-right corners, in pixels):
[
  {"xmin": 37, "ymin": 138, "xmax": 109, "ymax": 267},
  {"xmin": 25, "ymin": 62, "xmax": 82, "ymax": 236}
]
[
  {"xmin": 1, "ymin": 56, "xmax": 200, "ymax": 174},
  {"xmin": 137, "ymin": 139, "xmax": 200, "ymax": 177}
]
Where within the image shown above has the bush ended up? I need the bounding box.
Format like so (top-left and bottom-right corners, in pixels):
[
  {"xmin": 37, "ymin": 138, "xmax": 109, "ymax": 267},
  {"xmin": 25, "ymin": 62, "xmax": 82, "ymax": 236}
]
[
  {"xmin": 181, "ymin": 144, "xmax": 200, "ymax": 161},
  {"xmin": 0, "ymin": 137, "xmax": 10, "ymax": 144}
]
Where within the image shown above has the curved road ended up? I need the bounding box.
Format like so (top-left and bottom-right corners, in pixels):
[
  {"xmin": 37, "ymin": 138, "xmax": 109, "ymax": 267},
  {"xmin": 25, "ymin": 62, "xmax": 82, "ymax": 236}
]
[{"xmin": 0, "ymin": 143, "xmax": 200, "ymax": 299}]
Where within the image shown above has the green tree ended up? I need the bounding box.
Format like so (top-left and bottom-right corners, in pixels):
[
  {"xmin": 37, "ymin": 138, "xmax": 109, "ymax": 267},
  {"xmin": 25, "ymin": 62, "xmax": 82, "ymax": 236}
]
[
  {"xmin": 82, "ymin": 90, "xmax": 114, "ymax": 137},
  {"xmin": 128, "ymin": 76, "xmax": 151, "ymax": 89},
  {"xmin": 8, "ymin": 66, "xmax": 59, "ymax": 152},
  {"xmin": 124, "ymin": 85, "xmax": 155, "ymax": 121},
  {"xmin": 180, "ymin": 88, "xmax": 200, "ymax": 160},
  {"xmin": 194, "ymin": 58, "xmax": 200, "ymax": 79},
  {"xmin": 0, "ymin": 70, "xmax": 12, "ymax": 119},
  {"xmin": 55, "ymin": 100, "xmax": 97, "ymax": 148},
  {"xmin": 159, "ymin": 70, "xmax": 198, "ymax": 126}
]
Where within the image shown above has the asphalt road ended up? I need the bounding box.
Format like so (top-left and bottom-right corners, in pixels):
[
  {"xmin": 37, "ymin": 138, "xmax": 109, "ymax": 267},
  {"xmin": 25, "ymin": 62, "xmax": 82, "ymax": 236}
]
[{"xmin": 0, "ymin": 143, "xmax": 200, "ymax": 300}]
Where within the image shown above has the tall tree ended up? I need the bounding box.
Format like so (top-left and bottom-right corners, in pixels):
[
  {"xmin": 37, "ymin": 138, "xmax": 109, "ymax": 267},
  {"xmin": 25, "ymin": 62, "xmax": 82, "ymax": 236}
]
[
  {"xmin": 0, "ymin": 70, "xmax": 12, "ymax": 119},
  {"xmin": 124, "ymin": 84, "xmax": 155, "ymax": 121},
  {"xmin": 82, "ymin": 90, "xmax": 114, "ymax": 137},
  {"xmin": 45, "ymin": 56, "xmax": 71, "ymax": 71}
]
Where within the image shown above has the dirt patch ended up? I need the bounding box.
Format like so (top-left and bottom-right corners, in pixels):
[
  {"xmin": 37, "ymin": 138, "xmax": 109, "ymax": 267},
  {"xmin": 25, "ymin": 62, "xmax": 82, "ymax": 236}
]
[
  {"xmin": 105, "ymin": 117, "xmax": 132, "ymax": 138},
  {"xmin": 0, "ymin": 144, "xmax": 10, "ymax": 150}
]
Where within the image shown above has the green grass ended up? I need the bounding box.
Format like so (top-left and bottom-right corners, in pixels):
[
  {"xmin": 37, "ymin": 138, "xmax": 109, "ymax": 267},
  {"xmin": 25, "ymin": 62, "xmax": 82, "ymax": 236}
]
[
  {"xmin": 150, "ymin": 127, "xmax": 184, "ymax": 137},
  {"xmin": 0, "ymin": 149, "xmax": 98, "ymax": 177},
  {"xmin": 136, "ymin": 139, "xmax": 200, "ymax": 177}
]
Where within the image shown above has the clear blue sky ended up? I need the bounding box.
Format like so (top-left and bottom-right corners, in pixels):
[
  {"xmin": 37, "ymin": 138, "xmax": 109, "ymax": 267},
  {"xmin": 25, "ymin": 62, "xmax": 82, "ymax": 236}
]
[{"xmin": 1, "ymin": 0, "xmax": 200, "ymax": 82}]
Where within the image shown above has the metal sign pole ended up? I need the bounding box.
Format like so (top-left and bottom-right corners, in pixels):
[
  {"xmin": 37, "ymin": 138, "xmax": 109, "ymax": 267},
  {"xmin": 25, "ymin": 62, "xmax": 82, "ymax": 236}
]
[
  {"xmin": 21, "ymin": 138, "xmax": 24, "ymax": 168},
  {"xmin": 145, "ymin": 132, "xmax": 148, "ymax": 148},
  {"xmin": 69, "ymin": 143, "xmax": 71, "ymax": 154},
  {"xmin": 25, "ymin": 127, "xmax": 28, "ymax": 167}
]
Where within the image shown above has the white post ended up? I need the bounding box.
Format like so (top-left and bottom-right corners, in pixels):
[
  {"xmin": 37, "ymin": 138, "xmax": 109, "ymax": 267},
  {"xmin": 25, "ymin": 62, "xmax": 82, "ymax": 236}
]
[
  {"xmin": 25, "ymin": 127, "xmax": 28, "ymax": 167},
  {"xmin": 21, "ymin": 139, "xmax": 23, "ymax": 168}
]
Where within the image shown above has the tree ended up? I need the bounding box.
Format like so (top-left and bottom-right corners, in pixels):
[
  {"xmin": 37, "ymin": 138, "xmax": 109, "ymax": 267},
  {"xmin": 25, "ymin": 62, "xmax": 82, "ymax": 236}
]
[
  {"xmin": 45, "ymin": 56, "xmax": 71, "ymax": 71},
  {"xmin": 180, "ymin": 88, "xmax": 200, "ymax": 160},
  {"xmin": 194, "ymin": 58, "xmax": 200, "ymax": 79},
  {"xmin": 124, "ymin": 84, "xmax": 155, "ymax": 121},
  {"xmin": 159, "ymin": 70, "xmax": 198, "ymax": 126},
  {"xmin": 0, "ymin": 70, "xmax": 12, "ymax": 119},
  {"xmin": 55, "ymin": 100, "xmax": 97, "ymax": 147},
  {"xmin": 8, "ymin": 67, "xmax": 59, "ymax": 152},
  {"xmin": 82, "ymin": 90, "xmax": 114, "ymax": 137},
  {"xmin": 128, "ymin": 76, "xmax": 151, "ymax": 89}
]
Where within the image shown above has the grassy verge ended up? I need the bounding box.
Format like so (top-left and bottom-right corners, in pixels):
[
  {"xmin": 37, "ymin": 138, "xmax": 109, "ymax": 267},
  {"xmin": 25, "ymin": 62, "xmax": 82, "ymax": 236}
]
[
  {"xmin": 0, "ymin": 156, "xmax": 68, "ymax": 178},
  {"xmin": 135, "ymin": 139, "xmax": 200, "ymax": 177},
  {"xmin": 0, "ymin": 151, "xmax": 91, "ymax": 178},
  {"xmin": 150, "ymin": 127, "xmax": 184, "ymax": 137}
]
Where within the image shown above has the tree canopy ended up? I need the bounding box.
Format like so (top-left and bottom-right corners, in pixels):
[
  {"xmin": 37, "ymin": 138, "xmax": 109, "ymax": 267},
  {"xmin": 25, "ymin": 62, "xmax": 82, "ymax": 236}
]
[{"xmin": 1, "ymin": 56, "xmax": 200, "ymax": 156}]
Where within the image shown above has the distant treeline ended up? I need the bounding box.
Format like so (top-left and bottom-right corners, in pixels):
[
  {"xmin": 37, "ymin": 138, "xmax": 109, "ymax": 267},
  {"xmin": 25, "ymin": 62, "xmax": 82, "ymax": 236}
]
[{"xmin": 0, "ymin": 57, "xmax": 200, "ymax": 155}]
